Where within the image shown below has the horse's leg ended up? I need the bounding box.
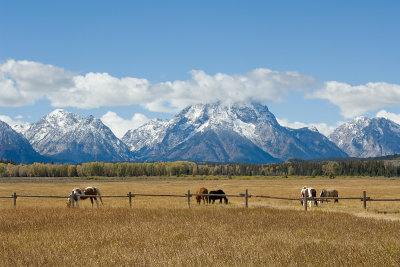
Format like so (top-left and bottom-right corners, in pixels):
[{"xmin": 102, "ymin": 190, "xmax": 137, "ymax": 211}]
[
  {"xmin": 90, "ymin": 197, "xmax": 94, "ymax": 209},
  {"xmin": 94, "ymin": 197, "xmax": 99, "ymax": 208}
]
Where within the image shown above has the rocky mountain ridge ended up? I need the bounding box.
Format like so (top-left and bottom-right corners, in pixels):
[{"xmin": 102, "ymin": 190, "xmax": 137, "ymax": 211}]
[{"xmin": 329, "ymin": 116, "xmax": 400, "ymax": 158}]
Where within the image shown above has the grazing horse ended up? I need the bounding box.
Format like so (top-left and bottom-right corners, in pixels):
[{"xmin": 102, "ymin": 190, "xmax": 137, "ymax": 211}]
[
  {"xmin": 67, "ymin": 186, "xmax": 103, "ymax": 208},
  {"xmin": 319, "ymin": 189, "xmax": 339, "ymax": 203},
  {"xmin": 209, "ymin": 189, "xmax": 228, "ymax": 204},
  {"xmin": 300, "ymin": 186, "xmax": 317, "ymax": 207},
  {"xmin": 195, "ymin": 187, "xmax": 209, "ymax": 204}
]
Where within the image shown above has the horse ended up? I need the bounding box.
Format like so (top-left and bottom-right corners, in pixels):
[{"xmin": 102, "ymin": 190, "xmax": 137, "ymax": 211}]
[
  {"xmin": 67, "ymin": 186, "xmax": 103, "ymax": 208},
  {"xmin": 319, "ymin": 189, "xmax": 339, "ymax": 203},
  {"xmin": 300, "ymin": 186, "xmax": 317, "ymax": 207},
  {"xmin": 195, "ymin": 187, "xmax": 209, "ymax": 204},
  {"xmin": 209, "ymin": 189, "xmax": 228, "ymax": 204}
]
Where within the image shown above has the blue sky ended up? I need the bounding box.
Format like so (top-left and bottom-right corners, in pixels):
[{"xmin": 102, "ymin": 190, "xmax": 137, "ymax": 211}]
[{"xmin": 1, "ymin": 1, "xmax": 400, "ymax": 137}]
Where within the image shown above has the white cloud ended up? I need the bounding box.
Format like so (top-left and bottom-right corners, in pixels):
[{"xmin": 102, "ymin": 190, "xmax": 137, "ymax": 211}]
[
  {"xmin": 0, "ymin": 59, "xmax": 74, "ymax": 106},
  {"xmin": 49, "ymin": 72, "xmax": 152, "ymax": 109},
  {"xmin": 158, "ymin": 69, "xmax": 316, "ymax": 112},
  {"xmin": 101, "ymin": 111, "xmax": 150, "ymax": 138},
  {"xmin": 376, "ymin": 110, "xmax": 400, "ymax": 125},
  {"xmin": 309, "ymin": 81, "xmax": 400, "ymax": 118},
  {"xmin": 276, "ymin": 117, "xmax": 340, "ymax": 136},
  {"xmin": 0, "ymin": 59, "xmax": 316, "ymax": 112}
]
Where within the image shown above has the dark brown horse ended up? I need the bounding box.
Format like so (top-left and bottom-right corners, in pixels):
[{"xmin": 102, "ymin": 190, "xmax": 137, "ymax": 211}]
[
  {"xmin": 209, "ymin": 189, "xmax": 228, "ymax": 204},
  {"xmin": 195, "ymin": 187, "xmax": 209, "ymax": 204}
]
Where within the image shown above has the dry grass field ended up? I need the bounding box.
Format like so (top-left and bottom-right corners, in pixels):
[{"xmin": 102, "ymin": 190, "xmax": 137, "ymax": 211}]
[{"xmin": 1, "ymin": 177, "xmax": 400, "ymax": 266}]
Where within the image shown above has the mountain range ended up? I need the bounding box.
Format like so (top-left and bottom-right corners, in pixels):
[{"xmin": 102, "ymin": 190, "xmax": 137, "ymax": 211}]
[
  {"xmin": 122, "ymin": 102, "xmax": 346, "ymax": 162},
  {"xmin": 1, "ymin": 102, "xmax": 400, "ymax": 164}
]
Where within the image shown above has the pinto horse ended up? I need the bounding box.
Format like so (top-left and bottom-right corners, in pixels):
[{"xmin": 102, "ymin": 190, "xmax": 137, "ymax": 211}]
[
  {"xmin": 195, "ymin": 187, "xmax": 209, "ymax": 204},
  {"xmin": 67, "ymin": 186, "xmax": 103, "ymax": 208},
  {"xmin": 300, "ymin": 186, "xmax": 317, "ymax": 207}
]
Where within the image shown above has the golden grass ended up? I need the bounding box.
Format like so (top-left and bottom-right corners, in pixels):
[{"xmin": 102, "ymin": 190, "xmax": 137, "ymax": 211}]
[{"xmin": 1, "ymin": 177, "xmax": 400, "ymax": 266}]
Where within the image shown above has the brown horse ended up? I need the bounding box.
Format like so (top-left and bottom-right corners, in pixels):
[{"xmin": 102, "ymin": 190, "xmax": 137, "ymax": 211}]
[
  {"xmin": 195, "ymin": 187, "xmax": 209, "ymax": 205},
  {"xmin": 67, "ymin": 186, "xmax": 103, "ymax": 208},
  {"xmin": 319, "ymin": 189, "xmax": 339, "ymax": 203}
]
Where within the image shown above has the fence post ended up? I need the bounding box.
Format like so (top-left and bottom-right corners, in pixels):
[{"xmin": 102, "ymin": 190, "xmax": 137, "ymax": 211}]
[
  {"xmin": 363, "ymin": 191, "xmax": 367, "ymax": 209},
  {"xmin": 245, "ymin": 189, "xmax": 249, "ymax": 208},
  {"xmin": 13, "ymin": 192, "xmax": 17, "ymax": 207},
  {"xmin": 187, "ymin": 189, "xmax": 191, "ymax": 209},
  {"xmin": 129, "ymin": 192, "xmax": 132, "ymax": 208},
  {"xmin": 71, "ymin": 191, "xmax": 75, "ymax": 208},
  {"xmin": 304, "ymin": 194, "xmax": 307, "ymax": 211}
]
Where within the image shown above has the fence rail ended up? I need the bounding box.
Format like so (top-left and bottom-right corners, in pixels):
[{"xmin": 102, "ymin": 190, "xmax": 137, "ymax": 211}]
[{"xmin": 1, "ymin": 190, "xmax": 400, "ymax": 211}]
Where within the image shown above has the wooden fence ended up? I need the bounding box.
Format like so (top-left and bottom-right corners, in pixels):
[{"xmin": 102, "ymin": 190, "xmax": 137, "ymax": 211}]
[{"xmin": 1, "ymin": 190, "xmax": 400, "ymax": 210}]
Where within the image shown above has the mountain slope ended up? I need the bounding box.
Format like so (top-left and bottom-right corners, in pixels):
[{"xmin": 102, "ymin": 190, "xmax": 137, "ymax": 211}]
[
  {"xmin": 0, "ymin": 120, "xmax": 45, "ymax": 163},
  {"xmin": 122, "ymin": 119, "xmax": 169, "ymax": 152},
  {"xmin": 329, "ymin": 117, "xmax": 400, "ymax": 158},
  {"xmin": 287, "ymin": 127, "xmax": 348, "ymax": 159},
  {"xmin": 134, "ymin": 128, "xmax": 278, "ymax": 163},
  {"xmin": 24, "ymin": 109, "xmax": 133, "ymax": 163}
]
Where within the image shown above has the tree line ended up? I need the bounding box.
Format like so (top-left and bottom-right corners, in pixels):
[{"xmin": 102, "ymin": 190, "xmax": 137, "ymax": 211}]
[{"xmin": 0, "ymin": 159, "xmax": 399, "ymax": 178}]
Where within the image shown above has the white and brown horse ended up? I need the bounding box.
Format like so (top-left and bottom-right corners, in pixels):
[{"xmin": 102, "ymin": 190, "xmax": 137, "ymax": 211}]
[
  {"xmin": 300, "ymin": 186, "xmax": 318, "ymax": 207},
  {"xmin": 67, "ymin": 187, "xmax": 103, "ymax": 208},
  {"xmin": 319, "ymin": 189, "xmax": 339, "ymax": 203}
]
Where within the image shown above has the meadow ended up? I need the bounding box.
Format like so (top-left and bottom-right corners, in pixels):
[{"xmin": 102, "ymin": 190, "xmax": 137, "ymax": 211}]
[{"xmin": 1, "ymin": 177, "xmax": 400, "ymax": 266}]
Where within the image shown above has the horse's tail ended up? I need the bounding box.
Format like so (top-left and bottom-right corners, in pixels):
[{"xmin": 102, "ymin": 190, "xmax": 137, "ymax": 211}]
[{"xmin": 96, "ymin": 188, "xmax": 103, "ymax": 205}]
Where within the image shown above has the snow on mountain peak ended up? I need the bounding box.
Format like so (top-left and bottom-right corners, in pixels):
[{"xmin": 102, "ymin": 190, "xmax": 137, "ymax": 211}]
[{"xmin": 308, "ymin": 126, "xmax": 319, "ymax": 132}]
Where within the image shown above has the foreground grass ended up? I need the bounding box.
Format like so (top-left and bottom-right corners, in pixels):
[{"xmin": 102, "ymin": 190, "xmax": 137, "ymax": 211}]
[
  {"xmin": 1, "ymin": 178, "xmax": 400, "ymax": 266},
  {"xmin": 1, "ymin": 207, "xmax": 400, "ymax": 266}
]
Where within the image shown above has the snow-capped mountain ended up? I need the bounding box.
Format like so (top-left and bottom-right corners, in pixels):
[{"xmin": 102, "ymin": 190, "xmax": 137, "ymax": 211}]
[
  {"xmin": 329, "ymin": 116, "xmax": 400, "ymax": 158},
  {"xmin": 124, "ymin": 102, "xmax": 347, "ymax": 162},
  {"xmin": 0, "ymin": 120, "xmax": 45, "ymax": 163},
  {"xmin": 23, "ymin": 109, "xmax": 133, "ymax": 163}
]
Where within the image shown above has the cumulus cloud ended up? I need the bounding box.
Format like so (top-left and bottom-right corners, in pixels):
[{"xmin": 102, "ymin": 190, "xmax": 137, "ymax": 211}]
[
  {"xmin": 376, "ymin": 110, "xmax": 400, "ymax": 125},
  {"xmin": 0, "ymin": 59, "xmax": 74, "ymax": 106},
  {"xmin": 309, "ymin": 81, "xmax": 400, "ymax": 118},
  {"xmin": 100, "ymin": 111, "xmax": 150, "ymax": 138},
  {"xmin": 0, "ymin": 59, "xmax": 316, "ymax": 112},
  {"xmin": 276, "ymin": 117, "xmax": 339, "ymax": 137}
]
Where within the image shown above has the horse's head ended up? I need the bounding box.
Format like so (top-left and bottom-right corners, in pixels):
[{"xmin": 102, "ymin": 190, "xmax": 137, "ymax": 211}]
[
  {"xmin": 66, "ymin": 197, "xmax": 72, "ymax": 208},
  {"xmin": 224, "ymin": 197, "xmax": 228, "ymax": 204}
]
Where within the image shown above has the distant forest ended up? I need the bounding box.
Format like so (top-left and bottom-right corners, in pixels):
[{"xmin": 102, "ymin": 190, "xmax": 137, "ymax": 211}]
[{"xmin": 1, "ymin": 157, "xmax": 400, "ymax": 178}]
